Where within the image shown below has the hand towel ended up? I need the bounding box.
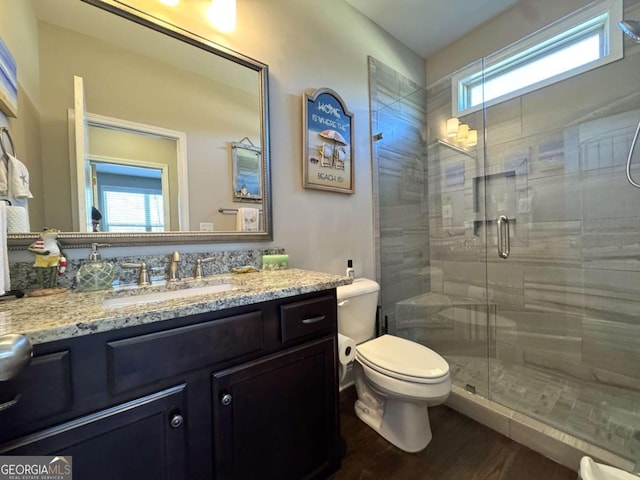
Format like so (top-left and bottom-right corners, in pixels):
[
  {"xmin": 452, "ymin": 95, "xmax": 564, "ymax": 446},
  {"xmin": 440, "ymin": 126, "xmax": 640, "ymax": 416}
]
[
  {"xmin": 0, "ymin": 202, "xmax": 10, "ymax": 295},
  {"xmin": 6, "ymin": 205, "xmax": 29, "ymax": 232},
  {"xmin": 7, "ymin": 153, "xmax": 33, "ymax": 199},
  {"xmin": 0, "ymin": 160, "xmax": 7, "ymax": 195},
  {"xmin": 235, "ymin": 207, "xmax": 259, "ymax": 232}
]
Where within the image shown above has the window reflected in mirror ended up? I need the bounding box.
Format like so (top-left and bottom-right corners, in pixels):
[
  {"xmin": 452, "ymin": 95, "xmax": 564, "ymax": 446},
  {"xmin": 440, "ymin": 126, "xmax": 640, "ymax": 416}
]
[{"xmin": 91, "ymin": 162, "xmax": 166, "ymax": 232}]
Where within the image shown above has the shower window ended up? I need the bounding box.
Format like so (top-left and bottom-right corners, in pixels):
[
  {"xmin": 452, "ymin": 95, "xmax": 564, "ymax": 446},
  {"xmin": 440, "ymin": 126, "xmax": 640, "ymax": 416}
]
[{"xmin": 452, "ymin": 0, "xmax": 623, "ymax": 116}]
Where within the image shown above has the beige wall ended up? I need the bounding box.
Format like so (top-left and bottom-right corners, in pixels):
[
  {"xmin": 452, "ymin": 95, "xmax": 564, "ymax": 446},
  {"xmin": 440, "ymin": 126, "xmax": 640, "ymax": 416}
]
[{"xmin": 117, "ymin": 0, "xmax": 426, "ymax": 277}]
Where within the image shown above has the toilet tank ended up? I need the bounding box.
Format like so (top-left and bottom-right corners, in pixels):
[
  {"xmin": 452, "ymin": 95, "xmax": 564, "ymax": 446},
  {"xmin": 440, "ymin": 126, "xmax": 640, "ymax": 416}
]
[{"xmin": 337, "ymin": 278, "xmax": 380, "ymax": 344}]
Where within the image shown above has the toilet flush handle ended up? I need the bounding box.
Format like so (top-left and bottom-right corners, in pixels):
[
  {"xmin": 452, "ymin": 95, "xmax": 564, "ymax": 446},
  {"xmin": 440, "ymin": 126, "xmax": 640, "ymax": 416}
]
[{"xmin": 338, "ymin": 300, "xmax": 349, "ymax": 307}]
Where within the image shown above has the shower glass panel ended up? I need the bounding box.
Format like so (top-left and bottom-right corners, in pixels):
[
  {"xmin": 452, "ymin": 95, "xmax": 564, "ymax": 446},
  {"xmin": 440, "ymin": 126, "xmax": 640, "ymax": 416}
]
[
  {"xmin": 420, "ymin": 64, "xmax": 492, "ymax": 399},
  {"xmin": 483, "ymin": 0, "xmax": 640, "ymax": 462},
  {"xmin": 370, "ymin": 56, "xmax": 491, "ymax": 400},
  {"xmin": 374, "ymin": 0, "xmax": 640, "ymax": 466}
]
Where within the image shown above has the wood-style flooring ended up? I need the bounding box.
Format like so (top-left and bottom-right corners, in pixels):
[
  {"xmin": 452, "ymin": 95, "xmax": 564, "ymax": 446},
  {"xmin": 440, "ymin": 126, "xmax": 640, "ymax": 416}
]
[{"xmin": 334, "ymin": 387, "xmax": 577, "ymax": 480}]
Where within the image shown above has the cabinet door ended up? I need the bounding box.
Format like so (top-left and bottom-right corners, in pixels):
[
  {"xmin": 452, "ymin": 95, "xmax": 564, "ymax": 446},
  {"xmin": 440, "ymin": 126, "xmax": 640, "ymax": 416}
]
[
  {"xmin": 212, "ymin": 337, "xmax": 340, "ymax": 480},
  {"xmin": 1, "ymin": 384, "xmax": 187, "ymax": 480}
]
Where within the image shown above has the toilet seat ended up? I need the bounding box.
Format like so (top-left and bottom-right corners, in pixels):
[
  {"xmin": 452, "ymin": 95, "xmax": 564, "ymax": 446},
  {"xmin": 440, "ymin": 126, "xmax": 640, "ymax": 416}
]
[{"xmin": 356, "ymin": 335, "xmax": 449, "ymax": 384}]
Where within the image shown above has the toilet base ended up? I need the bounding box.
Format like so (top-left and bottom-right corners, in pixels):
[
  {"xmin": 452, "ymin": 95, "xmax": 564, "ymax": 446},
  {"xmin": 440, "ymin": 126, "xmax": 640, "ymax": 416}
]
[
  {"xmin": 354, "ymin": 396, "xmax": 432, "ymax": 453},
  {"xmin": 353, "ymin": 363, "xmax": 433, "ymax": 453}
]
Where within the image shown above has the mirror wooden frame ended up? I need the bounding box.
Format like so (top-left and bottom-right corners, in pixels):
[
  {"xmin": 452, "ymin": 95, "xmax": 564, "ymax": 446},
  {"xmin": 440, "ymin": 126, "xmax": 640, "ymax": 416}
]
[{"xmin": 8, "ymin": 0, "xmax": 272, "ymax": 248}]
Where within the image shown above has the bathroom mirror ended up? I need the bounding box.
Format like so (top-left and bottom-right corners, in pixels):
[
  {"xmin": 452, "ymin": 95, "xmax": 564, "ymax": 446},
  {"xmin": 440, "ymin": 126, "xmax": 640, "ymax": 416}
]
[
  {"xmin": 232, "ymin": 140, "xmax": 262, "ymax": 203},
  {"xmin": 6, "ymin": 0, "xmax": 271, "ymax": 247}
]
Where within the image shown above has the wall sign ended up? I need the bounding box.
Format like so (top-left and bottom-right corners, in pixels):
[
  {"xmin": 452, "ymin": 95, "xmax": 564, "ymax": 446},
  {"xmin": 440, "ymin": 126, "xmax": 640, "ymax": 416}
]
[{"xmin": 302, "ymin": 88, "xmax": 354, "ymax": 194}]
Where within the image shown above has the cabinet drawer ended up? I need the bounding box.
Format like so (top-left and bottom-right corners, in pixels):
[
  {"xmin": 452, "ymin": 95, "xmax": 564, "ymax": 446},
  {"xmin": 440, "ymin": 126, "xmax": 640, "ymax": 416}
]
[
  {"xmin": 107, "ymin": 311, "xmax": 263, "ymax": 394},
  {"xmin": 0, "ymin": 351, "xmax": 72, "ymax": 429},
  {"xmin": 280, "ymin": 295, "xmax": 335, "ymax": 343}
]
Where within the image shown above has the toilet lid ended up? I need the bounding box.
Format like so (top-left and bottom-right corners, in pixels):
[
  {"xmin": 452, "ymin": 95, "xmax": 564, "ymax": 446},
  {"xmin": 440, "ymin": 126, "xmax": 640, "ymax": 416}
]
[{"xmin": 356, "ymin": 335, "xmax": 449, "ymax": 383}]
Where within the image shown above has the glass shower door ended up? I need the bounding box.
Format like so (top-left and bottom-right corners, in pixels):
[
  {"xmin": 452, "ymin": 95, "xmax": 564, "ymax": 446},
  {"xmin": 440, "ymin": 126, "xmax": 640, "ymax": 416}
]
[
  {"xmin": 483, "ymin": 17, "xmax": 640, "ymax": 462},
  {"xmin": 417, "ymin": 59, "xmax": 492, "ymax": 399}
]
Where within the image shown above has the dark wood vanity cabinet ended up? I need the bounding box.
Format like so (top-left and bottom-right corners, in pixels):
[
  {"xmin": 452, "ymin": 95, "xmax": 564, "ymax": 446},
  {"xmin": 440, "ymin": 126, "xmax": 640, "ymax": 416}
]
[
  {"xmin": 0, "ymin": 289, "xmax": 340, "ymax": 480},
  {"xmin": 2, "ymin": 385, "xmax": 188, "ymax": 480},
  {"xmin": 212, "ymin": 337, "xmax": 339, "ymax": 480}
]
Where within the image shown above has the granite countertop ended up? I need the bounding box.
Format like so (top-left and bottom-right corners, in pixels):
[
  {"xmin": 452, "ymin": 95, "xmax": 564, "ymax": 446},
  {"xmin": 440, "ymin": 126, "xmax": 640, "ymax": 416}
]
[{"xmin": 0, "ymin": 269, "xmax": 352, "ymax": 345}]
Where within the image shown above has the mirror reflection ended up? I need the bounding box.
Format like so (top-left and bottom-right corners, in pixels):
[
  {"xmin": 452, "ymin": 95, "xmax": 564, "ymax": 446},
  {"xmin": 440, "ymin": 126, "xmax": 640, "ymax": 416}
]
[
  {"xmin": 2, "ymin": 0, "xmax": 271, "ymax": 245},
  {"xmin": 232, "ymin": 140, "xmax": 262, "ymax": 203},
  {"xmin": 81, "ymin": 112, "xmax": 187, "ymax": 232}
]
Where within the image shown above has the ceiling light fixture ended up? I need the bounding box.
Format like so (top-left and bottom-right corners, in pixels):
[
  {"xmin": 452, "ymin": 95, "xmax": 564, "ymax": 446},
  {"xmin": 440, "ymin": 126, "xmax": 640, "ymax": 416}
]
[
  {"xmin": 207, "ymin": 0, "xmax": 237, "ymax": 33},
  {"xmin": 158, "ymin": 0, "xmax": 180, "ymax": 6}
]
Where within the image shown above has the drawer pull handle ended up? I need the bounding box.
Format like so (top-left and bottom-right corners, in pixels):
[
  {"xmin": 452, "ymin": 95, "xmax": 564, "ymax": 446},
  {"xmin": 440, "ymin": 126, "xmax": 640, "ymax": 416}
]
[
  {"xmin": 170, "ymin": 413, "xmax": 184, "ymax": 428},
  {"xmin": 220, "ymin": 393, "xmax": 233, "ymax": 406},
  {"xmin": 301, "ymin": 315, "xmax": 325, "ymax": 325},
  {"xmin": 0, "ymin": 394, "xmax": 20, "ymax": 412}
]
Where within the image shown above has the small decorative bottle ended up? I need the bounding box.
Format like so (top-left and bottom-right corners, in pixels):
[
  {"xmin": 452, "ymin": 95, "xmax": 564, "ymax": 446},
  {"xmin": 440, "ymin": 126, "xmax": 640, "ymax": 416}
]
[
  {"xmin": 346, "ymin": 259, "xmax": 355, "ymax": 279},
  {"xmin": 76, "ymin": 243, "xmax": 115, "ymax": 292}
]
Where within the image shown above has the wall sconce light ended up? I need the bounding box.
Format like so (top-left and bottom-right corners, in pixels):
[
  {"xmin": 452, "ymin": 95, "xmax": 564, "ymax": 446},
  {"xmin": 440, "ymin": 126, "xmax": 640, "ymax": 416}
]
[
  {"xmin": 443, "ymin": 118, "xmax": 478, "ymax": 148},
  {"xmin": 446, "ymin": 118, "xmax": 459, "ymax": 137},
  {"xmin": 457, "ymin": 124, "xmax": 469, "ymax": 142},
  {"xmin": 207, "ymin": 0, "xmax": 237, "ymax": 33},
  {"xmin": 467, "ymin": 129, "xmax": 478, "ymax": 147}
]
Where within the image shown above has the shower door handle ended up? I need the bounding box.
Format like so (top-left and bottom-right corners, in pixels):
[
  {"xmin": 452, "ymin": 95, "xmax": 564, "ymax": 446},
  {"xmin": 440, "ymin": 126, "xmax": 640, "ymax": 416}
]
[{"xmin": 497, "ymin": 215, "xmax": 510, "ymax": 259}]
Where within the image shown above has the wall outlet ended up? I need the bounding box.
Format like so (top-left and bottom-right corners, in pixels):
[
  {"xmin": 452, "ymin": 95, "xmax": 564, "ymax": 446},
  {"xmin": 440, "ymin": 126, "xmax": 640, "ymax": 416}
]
[{"xmin": 199, "ymin": 222, "xmax": 214, "ymax": 232}]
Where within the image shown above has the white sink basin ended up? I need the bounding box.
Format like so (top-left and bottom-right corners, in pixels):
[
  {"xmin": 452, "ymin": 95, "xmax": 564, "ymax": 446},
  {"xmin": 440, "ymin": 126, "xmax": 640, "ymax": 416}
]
[{"xmin": 103, "ymin": 283, "xmax": 239, "ymax": 309}]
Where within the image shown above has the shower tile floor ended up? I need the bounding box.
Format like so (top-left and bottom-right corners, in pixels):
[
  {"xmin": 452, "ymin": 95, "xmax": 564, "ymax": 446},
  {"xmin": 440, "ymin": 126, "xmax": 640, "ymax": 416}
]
[{"xmin": 446, "ymin": 355, "xmax": 640, "ymax": 462}]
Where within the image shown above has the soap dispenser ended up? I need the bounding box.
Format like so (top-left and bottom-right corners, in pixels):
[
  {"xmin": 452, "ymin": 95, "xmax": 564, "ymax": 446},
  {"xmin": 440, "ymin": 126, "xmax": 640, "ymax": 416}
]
[{"xmin": 76, "ymin": 243, "xmax": 115, "ymax": 292}]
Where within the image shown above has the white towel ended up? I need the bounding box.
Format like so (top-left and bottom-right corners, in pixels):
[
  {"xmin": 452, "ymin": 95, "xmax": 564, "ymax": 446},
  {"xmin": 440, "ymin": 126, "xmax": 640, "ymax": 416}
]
[
  {"xmin": 0, "ymin": 160, "xmax": 7, "ymax": 195},
  {"xmin": 7, "ymin": 154, "xmax": 33, "ymax": 199},
  {"xmin": 6, "ymin": 205, "xmax": 28, "ymax": 232},
  {"xmin": 0, "ymin": 203, "xmax": 10, "ymax": 295},
  {"xmin": 235, "ymin": 207, "xmax": 259, "ymax": 232}
]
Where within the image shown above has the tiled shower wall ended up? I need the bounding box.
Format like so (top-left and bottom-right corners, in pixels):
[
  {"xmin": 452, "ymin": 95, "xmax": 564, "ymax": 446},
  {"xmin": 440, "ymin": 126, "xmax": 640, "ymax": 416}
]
[
  {"xmin": 423, "ymin": 19, "xmax": 640, "ymax": 392},
  {"xmin": 372, "ymin": 0, "xmax": 640, "ymax": 462},
  {"xmin": 369, "ymin": 57, "xmax": 430, "ymax": 333}
]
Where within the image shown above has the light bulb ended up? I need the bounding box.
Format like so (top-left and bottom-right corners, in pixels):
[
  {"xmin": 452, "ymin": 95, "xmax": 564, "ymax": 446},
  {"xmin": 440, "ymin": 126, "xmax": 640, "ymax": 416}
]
[
  {"xmin": 446, "ymin": 118, "xmax": 459, "ymax": 138},
  {"xmin": 467, "ymin": 129, "xmax": 478, "ymax": 147},
  {"xmin": 457, "ymin": 124, "xmax": 469, "ymax": 142},
  {"xmin": 207, "ymin": 0, "xmax": 237, "ymax": 33}
]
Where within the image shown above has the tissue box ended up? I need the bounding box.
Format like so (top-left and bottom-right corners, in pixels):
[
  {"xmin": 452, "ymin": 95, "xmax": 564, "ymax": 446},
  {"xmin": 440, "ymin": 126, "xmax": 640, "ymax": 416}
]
[{"xmin": 262, "ymin": 254, "xmax": 289, "ymax": 270}]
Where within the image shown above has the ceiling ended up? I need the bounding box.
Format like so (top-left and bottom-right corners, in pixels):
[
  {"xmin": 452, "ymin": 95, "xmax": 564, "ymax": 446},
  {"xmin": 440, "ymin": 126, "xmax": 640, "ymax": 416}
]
[{"xmin": 344, "ymin": 0, "xmax": 519, "ymax": 59}]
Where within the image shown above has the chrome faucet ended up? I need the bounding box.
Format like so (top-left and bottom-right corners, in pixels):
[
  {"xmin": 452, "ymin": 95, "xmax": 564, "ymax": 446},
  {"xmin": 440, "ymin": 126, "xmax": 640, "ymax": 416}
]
[{"xmin": 168, "ymin": 251, "xmax": 181, "ymax": 282}]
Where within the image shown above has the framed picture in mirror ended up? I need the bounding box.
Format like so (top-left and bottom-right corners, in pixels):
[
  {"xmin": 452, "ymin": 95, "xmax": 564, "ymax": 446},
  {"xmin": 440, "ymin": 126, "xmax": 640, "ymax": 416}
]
[{"xmin": 232, "ymin": 139, "xmax": 262, "ymax": 203}]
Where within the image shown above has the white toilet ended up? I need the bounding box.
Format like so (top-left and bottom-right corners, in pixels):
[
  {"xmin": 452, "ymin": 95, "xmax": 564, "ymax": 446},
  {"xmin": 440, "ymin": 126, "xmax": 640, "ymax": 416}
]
[
  {"xmin": 337, "ymin": 278, "xmax": 451, "ymax": 453},
  {"xmin": 579, "ymin": 457, "xmax": 639, "ymax": 480}
]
